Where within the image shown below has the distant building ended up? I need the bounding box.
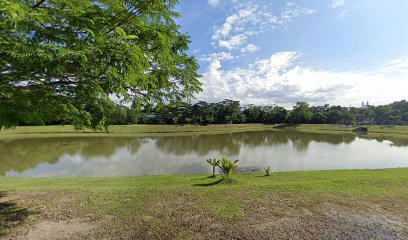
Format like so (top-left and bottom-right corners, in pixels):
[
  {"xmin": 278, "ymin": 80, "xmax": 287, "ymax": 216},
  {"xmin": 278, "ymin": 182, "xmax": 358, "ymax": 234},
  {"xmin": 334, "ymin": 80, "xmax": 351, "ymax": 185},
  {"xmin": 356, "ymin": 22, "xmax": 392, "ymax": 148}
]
[
  {"xmin": 361, "ymin": 101, "xmax": 370, "ymax": 109},
  {"xmin": 311, "ymin": 104, "xmax": 330, "ymax": 112}
]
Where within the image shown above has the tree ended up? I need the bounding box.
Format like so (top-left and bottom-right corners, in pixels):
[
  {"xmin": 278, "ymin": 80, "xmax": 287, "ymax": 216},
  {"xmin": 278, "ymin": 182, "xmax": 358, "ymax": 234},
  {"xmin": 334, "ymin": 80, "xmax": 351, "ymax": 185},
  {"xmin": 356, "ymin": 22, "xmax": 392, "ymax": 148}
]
[
  {"xmin": 192, "ymin": 101, "xmax": 214, "ymax": 124},
  {"xmin": 265, "ymin": 106, "xmax": 288, "ymax": 123},
  {"xmin": 127, "ymin": 102, "xmax": 141, "ymax": 124},
  {"xmin": 108, "ymin": 104, "xmax": 128, "ymax": 125},
  {"xmin": 243, "ymin": 106, "xmax": 262, "ymax": 123},
  {"xmin": 288, "ymin": 102, "xmax": 313, "ymax": 124},
  {"xmin": 327, "ymin": 110, "xmax": 343, "ymax": 124},
  {"xmin": 311, "ymin": 112, "xmax": 327, "ymax": 124},
  {"xmin": 214, "ymin": 99, "xmax": 243, "ymax": 124},
  {"xmin": 0, "ymin": 0, "xmax": 201, "ymax": 130},
  {"xmin": 340, "ymin": 111, "xmax": 356, "ymax": 125}
]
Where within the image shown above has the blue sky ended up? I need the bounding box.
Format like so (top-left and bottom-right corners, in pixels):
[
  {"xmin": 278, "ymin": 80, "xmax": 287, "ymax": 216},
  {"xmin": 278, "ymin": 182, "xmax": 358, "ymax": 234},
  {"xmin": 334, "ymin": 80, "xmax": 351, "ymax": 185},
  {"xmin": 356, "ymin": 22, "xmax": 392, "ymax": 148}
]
[{"xmin": 174, "ymin": 0, "xmax": 408, "ymax": 107}]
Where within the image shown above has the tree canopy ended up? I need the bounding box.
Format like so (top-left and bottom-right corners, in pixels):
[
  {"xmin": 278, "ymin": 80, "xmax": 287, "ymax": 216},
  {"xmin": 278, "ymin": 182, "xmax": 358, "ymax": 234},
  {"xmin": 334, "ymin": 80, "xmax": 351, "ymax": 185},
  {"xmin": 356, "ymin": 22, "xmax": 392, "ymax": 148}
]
[{"xmin": 0, "ymin": 0, "xmax": 201, "ymax": 130}]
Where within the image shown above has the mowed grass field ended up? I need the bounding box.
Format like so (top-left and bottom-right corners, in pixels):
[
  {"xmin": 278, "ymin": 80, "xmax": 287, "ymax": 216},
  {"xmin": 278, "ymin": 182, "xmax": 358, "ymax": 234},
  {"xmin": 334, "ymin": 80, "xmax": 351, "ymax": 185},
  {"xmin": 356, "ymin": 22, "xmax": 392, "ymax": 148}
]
[
  {"xmin": 1, "ymin": 124, "xmax": 408, "ymax": 139},
  {"xmin": 1, "ymin": 169, "xmax": 407, "ymax": 239}
]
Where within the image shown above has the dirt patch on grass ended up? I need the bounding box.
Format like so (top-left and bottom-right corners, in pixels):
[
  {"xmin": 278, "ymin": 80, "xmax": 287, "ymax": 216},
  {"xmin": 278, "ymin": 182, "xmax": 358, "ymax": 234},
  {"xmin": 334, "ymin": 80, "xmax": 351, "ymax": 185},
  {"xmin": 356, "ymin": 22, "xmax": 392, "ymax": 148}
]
[
  {"xmin": 17, "ymin": 220, "xmax": 96, "ymax": 240},
  {"xmin": 3, "ymin": 190, "xmax": 407, "ymax": 240}
]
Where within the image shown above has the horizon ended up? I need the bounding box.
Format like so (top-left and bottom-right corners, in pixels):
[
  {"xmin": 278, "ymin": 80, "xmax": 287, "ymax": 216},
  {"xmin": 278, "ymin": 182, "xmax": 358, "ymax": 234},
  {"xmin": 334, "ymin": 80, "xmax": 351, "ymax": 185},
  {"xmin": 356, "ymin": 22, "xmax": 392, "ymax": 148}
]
[
  {"xmin": 139, "ymin": 98, "xmax": 407, "ymax": 110},
  {"xmin": 175, "ymin": 0, "xmax": 408, "ymax": 108}
]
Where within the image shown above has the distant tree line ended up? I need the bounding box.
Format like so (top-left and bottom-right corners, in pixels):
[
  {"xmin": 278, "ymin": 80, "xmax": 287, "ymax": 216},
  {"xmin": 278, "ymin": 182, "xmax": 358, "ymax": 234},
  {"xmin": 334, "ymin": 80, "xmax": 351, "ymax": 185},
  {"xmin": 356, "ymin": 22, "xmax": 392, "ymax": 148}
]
[{"xmin": 15, "ymin": 99, "xmax": 408, "ymax": 126}]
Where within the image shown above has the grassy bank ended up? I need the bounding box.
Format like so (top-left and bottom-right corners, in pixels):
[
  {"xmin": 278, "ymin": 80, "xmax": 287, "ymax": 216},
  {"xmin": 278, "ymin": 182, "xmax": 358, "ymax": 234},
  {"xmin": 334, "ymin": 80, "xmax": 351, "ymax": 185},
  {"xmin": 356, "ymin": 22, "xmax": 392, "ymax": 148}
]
[
  {"xmin": 0, "ymin": 124, "xmax": 275, "ymax": 139},
  {"xmin": 296, "ymin": 124, "xmax": 408, "ymax": 139},
  {"xmin": 1, "ymin": 124, "xmax": 408, "ymax": 139},
  {"xmin": 1, "ymin": 169, "xmax": 407, "ymax": 239}
]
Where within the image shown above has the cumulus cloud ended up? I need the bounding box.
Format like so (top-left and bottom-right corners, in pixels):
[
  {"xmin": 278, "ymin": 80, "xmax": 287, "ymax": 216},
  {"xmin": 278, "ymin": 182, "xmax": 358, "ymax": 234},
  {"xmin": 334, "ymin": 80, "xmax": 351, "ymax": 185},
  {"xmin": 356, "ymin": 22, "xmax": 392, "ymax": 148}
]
[
  {"xmin": 199, "ymin": 52, "xmax": 235, "ymax": 62},
  {"xmin": 241, "ymin": 43, "xmax": 260, "ymax": 53},
  {"xmin": 218, "ymin": 34, "xmax": 248, "ymax": 50},
  {"xmin": 212, "ymin": 2, "xmax": 314, "ymax": 50},
  {"xmin": 197, "ymin": 51, "xmax": 408, "ymax": 107}
]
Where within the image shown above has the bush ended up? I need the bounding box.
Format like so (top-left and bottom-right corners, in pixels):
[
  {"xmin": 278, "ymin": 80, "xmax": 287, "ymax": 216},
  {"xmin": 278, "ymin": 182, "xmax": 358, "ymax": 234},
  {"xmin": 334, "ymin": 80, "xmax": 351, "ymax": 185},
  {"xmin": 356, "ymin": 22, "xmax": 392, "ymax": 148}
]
[{"xmin": 217, "ymin": 157, "xmax": 239, "ymax": 179}]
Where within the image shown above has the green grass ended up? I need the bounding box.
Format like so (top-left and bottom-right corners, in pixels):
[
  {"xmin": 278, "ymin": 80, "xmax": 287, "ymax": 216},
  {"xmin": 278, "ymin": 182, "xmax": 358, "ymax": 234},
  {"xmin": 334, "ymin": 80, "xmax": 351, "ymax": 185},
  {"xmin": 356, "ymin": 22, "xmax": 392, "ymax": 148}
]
[
  {"xmin": 1, "ymin": 169, "xmax": 407, "ymax": 238},
  {"xmin": 1, "ymin": 124, "xmax": 408, "ymax": 140},
  {"xmin": 0, "ymin": 124, "xmax": 276, "ymax": 139},
  {"xmin": 295, "ymin": 124, "xmax": 408, "ymax": 139}
]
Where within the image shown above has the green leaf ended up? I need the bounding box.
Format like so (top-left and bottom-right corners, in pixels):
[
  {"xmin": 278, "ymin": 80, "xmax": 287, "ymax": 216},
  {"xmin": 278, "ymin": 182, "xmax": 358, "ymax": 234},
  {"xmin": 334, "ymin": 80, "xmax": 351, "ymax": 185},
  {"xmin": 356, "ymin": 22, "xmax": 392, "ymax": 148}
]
[
  {"xmin": 115, "ymin": 27, "xmax": 126, "ymax": 37},
  {"xmin": 125, "ymin": 35, "xmax": 138, "ymax": 40},
  {"xmin": 86, "ymin": 29, "xmax": 95, "ymax": 38}
]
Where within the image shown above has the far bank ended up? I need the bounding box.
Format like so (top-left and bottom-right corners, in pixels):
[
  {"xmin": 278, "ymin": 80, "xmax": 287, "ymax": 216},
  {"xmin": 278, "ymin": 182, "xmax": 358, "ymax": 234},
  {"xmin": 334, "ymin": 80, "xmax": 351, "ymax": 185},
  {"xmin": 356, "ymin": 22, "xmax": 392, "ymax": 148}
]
[{"xmin": 1, "ymin": 124, "xmax": 408, "ymax": 140}]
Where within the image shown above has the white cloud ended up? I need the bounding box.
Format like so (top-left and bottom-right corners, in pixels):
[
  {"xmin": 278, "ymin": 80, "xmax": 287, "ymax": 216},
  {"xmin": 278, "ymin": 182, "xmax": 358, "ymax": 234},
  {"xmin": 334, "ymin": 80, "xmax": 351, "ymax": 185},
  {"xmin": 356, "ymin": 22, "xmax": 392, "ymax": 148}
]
[
  {"xmin": 212, "ymin": 7, "xmax": 256, "ymax": 41},
  {"xmin": 329, "ymin": 0, "xmax": 350, "ymax": 16},
  {"xmin": 212, "ymin": 3, "xmax": 314, "ymax": 50},
  {"xmin": 279, "ymin": 4, "xmax": 315, "ymax": 23},
  {"xmin": 199, "ymin": 52, "xmax": 235, "ymax": 62},
  {"xmin": 241, "ymin": 43, "xmax": 260, "ymax": 53},
  {"xmin": 330, "ymin": 0, "xmax": 346, "ymax": 9},
  {"xmin": 198, "ymin": 52, "xmax": 408, "ymax": 107},
  {"xmin": 218, "ymin": 34, "xmax": 248, "ymax": 50},
  {"xmin": 381, "ymin": 58, "xmax": 408, "ymax": 74},
  {"xmin": 208, "ymin": 0, "xmax": 220, "ymax": 7}
]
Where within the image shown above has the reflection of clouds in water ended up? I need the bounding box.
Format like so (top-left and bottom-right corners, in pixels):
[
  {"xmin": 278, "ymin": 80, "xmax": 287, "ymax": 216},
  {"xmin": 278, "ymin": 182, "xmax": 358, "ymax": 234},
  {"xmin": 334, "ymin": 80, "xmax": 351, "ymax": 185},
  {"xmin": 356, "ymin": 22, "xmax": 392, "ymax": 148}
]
[
  {"xmin": 7, "ymin": 140, "xmax": 210, "ymax": 177},
  {"xmin": 3, "ymin": 132, "xmax": 408, "ymax": 177}
]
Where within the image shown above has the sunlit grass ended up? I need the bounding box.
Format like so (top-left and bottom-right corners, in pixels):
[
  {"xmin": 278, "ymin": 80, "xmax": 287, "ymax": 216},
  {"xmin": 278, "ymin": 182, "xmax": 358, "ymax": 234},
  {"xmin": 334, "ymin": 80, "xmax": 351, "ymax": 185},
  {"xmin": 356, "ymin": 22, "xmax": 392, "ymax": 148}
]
[{"xmin": 1, "ymin": 168, "xmax": 407, "ymax": 238}]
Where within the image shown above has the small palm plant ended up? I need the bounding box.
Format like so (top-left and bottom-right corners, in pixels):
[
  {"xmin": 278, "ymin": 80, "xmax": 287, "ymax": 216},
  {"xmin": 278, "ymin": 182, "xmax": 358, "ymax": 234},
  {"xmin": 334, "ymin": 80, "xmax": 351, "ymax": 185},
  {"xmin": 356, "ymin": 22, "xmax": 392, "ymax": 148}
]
[
  {"xmin": 206, "ymin": 158, "xmax": 219, "ymax": 177},
  {"xmin": 265, "ymin": 166, "xmax": 271, "ymax": 176},
  {"xmin": 216, "ymin": 157, "xmax": 239, "ymax": 179}
]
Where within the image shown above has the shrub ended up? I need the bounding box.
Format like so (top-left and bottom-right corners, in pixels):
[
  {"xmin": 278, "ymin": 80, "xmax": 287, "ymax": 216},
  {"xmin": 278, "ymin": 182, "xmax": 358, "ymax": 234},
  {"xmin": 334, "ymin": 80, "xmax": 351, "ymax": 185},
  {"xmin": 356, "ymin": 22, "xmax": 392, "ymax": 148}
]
[{"xmin": 217, "ymin": 157, "xmax": 239, "ymax": 179}]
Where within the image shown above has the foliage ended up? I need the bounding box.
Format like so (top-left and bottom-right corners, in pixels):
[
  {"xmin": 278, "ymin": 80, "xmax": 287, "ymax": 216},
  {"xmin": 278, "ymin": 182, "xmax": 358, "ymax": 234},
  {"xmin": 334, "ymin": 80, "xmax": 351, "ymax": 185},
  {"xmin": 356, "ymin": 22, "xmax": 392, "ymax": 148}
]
[
  {"xmin": 243, "ymin": 105, "xmax": 262, "ymax": 123},
  {"xmin": 216, "ymin": 157, "xmax": 239, "ymax": 179},
  {"xmin": 288, "ymin": 102, "xmax": 313, "ymax": 124},
  {"xmin": 265, "ymin": 106, "xmax": 288, "ymax": 124},
  {"xmin": 206, "ymin": 158, "xmax": 219, "ymax": 177},
  {"xmin": 0, "ymin": 0, "xmax": 201, "ymax": 130}
]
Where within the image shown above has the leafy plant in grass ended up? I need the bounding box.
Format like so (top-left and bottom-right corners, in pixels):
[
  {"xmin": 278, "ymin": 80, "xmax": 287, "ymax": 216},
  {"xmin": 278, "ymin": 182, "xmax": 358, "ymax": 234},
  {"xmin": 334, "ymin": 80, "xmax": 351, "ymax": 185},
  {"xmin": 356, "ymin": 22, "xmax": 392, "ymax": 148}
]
[
  {"xmin": 216, "ymin": 157, "xmax": 239, "ymax": 180},
  {"xmin": 265, "ymin": 166, "xmax": 271, "ymax": 176},
  {"xmin": 206, "ymin": 158, "xmax": 219, "ymax": 177}
]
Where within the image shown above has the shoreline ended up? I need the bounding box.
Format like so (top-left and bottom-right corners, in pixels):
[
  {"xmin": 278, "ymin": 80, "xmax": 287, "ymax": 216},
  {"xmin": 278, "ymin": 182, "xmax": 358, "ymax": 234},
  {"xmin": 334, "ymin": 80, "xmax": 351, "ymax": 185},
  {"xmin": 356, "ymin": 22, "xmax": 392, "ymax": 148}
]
[
  {"xmin": 1, "ymin": 124, "xmax": 408, "ymax": 140},
  {"xmin": 2, "ymin": 167, "xmax": 407, "ymax": 180}
]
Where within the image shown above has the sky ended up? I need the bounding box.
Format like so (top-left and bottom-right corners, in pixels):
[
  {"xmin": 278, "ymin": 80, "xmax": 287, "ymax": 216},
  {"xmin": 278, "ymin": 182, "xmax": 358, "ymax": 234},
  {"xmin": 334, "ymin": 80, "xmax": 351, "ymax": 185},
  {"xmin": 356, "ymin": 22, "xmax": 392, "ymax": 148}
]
[{"xmin": 175, "ymin": 0, "xmax": 408, "ymax": 107}]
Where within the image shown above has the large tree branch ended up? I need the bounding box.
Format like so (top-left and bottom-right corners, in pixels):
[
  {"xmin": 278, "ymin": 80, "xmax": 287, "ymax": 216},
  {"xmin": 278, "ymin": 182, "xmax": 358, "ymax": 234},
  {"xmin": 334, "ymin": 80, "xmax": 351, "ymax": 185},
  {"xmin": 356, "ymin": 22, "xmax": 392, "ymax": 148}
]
[{"xmin": 32, "ymin": 0, "xmax": 45, "ymax": 8}]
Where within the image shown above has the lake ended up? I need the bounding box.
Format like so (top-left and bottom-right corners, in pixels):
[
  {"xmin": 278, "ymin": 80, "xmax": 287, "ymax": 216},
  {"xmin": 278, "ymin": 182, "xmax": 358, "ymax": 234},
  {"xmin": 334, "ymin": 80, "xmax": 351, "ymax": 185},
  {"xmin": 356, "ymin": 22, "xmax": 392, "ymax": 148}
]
[{"xmin": 1, "ymin": 130, "xmax": 408, "ymax": 177}]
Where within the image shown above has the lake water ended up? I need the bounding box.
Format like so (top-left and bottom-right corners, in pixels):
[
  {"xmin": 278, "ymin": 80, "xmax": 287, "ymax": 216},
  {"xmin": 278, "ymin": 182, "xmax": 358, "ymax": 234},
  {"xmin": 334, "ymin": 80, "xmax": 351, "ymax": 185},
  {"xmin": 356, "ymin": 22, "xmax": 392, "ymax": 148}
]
[{"xmin": 1, "ymin": 130, "xmax": 408, "ymax": 177}]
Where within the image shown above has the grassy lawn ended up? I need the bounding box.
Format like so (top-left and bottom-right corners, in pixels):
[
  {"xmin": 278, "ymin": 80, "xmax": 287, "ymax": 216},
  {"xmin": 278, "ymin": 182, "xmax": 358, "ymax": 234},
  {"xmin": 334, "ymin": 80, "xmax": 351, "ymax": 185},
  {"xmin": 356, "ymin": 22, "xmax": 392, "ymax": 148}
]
[
  {"xmin": 1, "ymin": 169, "xmax": 407, "ymax": 239},
  {"xmin": 296, "ymin": 124, "xmax": 408, "ymax": 139},
  {"xmin": 1, "ymin": 124, "xmax": 408, "ymax": 139},
  {"xmin": 0, "ymin": 124, "xmax": 276, "ymax": 139}
]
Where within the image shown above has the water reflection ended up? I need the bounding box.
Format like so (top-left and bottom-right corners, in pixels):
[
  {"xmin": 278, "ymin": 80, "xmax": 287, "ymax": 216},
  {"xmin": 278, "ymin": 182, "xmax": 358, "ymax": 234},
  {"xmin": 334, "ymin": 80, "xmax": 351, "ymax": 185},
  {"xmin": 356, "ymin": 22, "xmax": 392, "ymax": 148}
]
[
  {"xmin": 0, "ymin": 138, "xmax": 142, "ymax": 176},
  {"xmin": 154, "ymin": 131, "xmax": 357, "ymax": 155},
  {"xmin": 1, "ymin": 130, "xmax": 408, "ymax": 177}
]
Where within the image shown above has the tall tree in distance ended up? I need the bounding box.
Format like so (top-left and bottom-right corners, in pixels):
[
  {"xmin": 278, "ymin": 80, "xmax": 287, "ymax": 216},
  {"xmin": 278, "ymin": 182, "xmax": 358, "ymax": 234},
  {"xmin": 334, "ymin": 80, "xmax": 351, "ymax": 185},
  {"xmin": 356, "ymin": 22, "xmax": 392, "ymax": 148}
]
[
  {"xmin": 288, "ymin": 102, "xmax": 313, "ymax": 124},
  {"xmin": 0, "ymin": 0, "xmax": 201, "ymax": 130}
]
